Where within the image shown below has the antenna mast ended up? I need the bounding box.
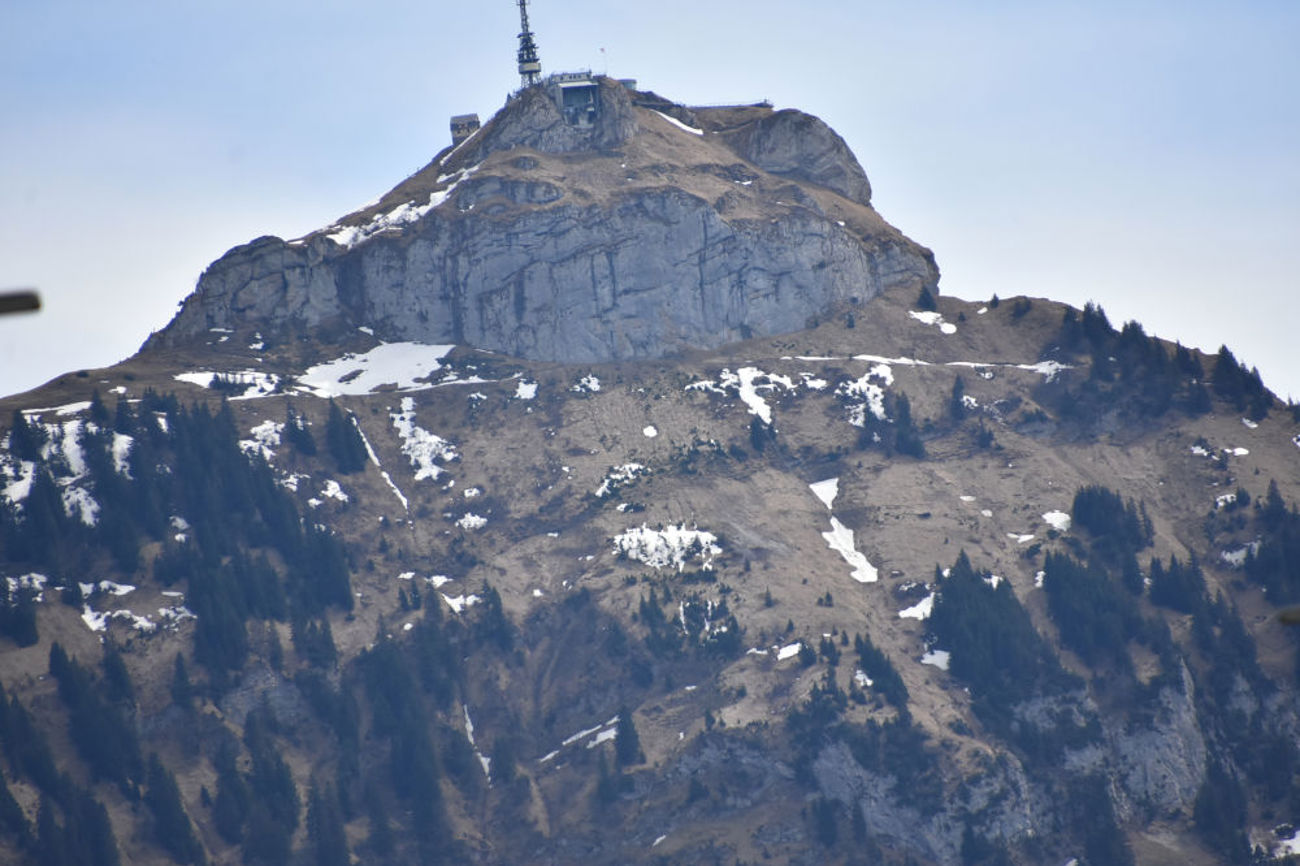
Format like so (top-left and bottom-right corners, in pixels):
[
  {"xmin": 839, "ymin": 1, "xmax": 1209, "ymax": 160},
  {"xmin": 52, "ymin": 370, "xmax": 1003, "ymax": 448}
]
[{"xmin": 516, "ymin": 0, "xmax": 542, "ymax": 88}]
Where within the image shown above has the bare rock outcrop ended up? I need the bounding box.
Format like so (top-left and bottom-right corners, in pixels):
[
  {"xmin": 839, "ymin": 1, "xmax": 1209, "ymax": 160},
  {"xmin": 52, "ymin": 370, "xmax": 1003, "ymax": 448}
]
[
  {"xmin": 147, "ymin": 80, "xmax": 937, "ymax": 361},
  {"xmin": 707, "ymin": 108, "xmax": 874, "ymax": 206}
]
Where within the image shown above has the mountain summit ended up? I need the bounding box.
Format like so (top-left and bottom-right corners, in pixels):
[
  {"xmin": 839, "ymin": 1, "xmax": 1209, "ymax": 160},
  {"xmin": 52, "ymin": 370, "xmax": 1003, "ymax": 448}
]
[
  {"xmin": 4, "ymin": 74, "xmax": 1300, "ymax": 866},
  {"xmin": 149, "ymin": 77, "xmax": 937, "ymax": 362}
]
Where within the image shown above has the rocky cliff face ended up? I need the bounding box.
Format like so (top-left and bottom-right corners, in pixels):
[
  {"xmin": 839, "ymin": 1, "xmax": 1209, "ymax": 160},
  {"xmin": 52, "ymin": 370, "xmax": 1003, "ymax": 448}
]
[{"xmin": 147, "ymin": 78, "xmax": 936, "ymax": 361}]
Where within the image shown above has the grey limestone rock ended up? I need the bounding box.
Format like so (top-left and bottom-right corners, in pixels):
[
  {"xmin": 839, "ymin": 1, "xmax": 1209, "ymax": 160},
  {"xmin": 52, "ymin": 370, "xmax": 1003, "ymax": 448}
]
[
  {"xmin": 147, "ymin": 81, "xmax": 937, "ymax": 362},
  {"xmin": 461, "ymin": 77, "xmax": 641, "ymax": 161},
  {"xmin": 1106, "ymin": 662, "xmax": 1207, "ymax": 819},
  {"xmin": 812, "ymin": 740, "xmax": 1050, "ymax": 866},
  {"xmin": 712, "ymin": 108, "xmax": 874, "ymax": 206}
]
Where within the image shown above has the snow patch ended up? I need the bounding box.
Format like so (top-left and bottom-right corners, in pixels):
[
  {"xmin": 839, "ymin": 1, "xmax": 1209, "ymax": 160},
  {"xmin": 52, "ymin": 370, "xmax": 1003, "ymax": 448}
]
[
  {"xmin": 514, "ymin": 380, "xmax": 538, "ymax": 400},
  {"xmin": 158, "ymin": 605, "xmax": 196, "ymax": 627},
  {"xmin": 642, "ymin": 425, "xmax": 658, "ymax": 438},
  {"xmin": 1014, "ymin": 361, "xmax": 1071, "ymax": 382},
  {"xmin": 296, "ymin": 343, "xmax": 455, "ymax": 397},
  {"xmin": 22, "ymin": 401, "xmax": 92, "ymax": 417},
  {"xmin": 821, "ymin": 517, "xmax": 878, "ymax": 583},
  {"xmin": 1271, "ymin": 826, "xmax": 1300, "ymax": 858},
  {"xmin": 63, "ymin": 487, "xmax": 100, "ymax": 526},
  {"xmin": 1042, "ymin": 510, "xmax": 1072, "ymax": 532},
  {"xmin": 111, "ymin": 433, "xmax": 134, "ymax": 475},
  {"xmin": 4, "ymin": 574, "xmax": 48, "ymax": 602},
  {"xmin": 899, "ymin": 593, "xmax": 935, "ymax": 620},
  {"xmin": 320, "ymin": 480, "xmax": 348, "ymax": 503},
  {"xmin": 5, "ymin": 573, "xmax": 48, "ymax": 592},
  {"xmin": 653, "ymin": 110, "xmax": 704, "ymax": 135},
  {"xmin": 909, "ymin": 310, "xmax": 958, "ymax": 335},
  {"xmin": 80, "ymin": 580, "xmax": 136, "ymax": 597},
  {"xmin": 852, "ymin": 354, "xmax": 929, "ymax": 368},
  {"xmin": 587, "ymin": 727, "xmax": 618, "ymax": 748},
  {"xmin": 1221, "ymin": 544, "xmax": 1258, "ymax": 568},
  {"xmin": 596, "ymin": 463, "xmax": 649, "ymax": 498},
  {"xmin": 81, "ymin": 605, "xmax": 160, "ymax": 634},
  {"xmin": 441, "ymin": 593, "xmax": 481, "ymax": 614},
  {"xmin": 809, "ymin": 477, "xmax": 839, "ymax": 510},
  {"xmin": 571, "ymin": 375, "xmax": 601, "ymax": 393},
  {"xmin": 240, "ymin": 420, "xmax": 283, "ymax": 462},
  {"xmin": 173, "ymin": 371, "xmax": 280, "ymax": 398},
  {"xmin": 324, "ymin": 167, "xmax": 478, "ymax": 248},
  {"xmin": 688, "ymin": 367, "xmax": 797, "ymax": 424},
  {"xmin": 2, "ymin": 460, "xmax": 35, "ymax": 505},
  {"xmin": 379, "ymin": 471, "xmax": 408, "ymax": 510},
  {"xmin": 776, "ymin": 642, "xmax": 803, "ymax": 661},
  {"xmin": 836, "ymin": 365, "xmax": 891, "ymax": 426},
  {"xmin": 390, "ymin": 397, "xmax": 458, "ymax": 481},
  {"xmin": 456, "ymin": 513, "xmax": 487, "ymax": 531},
  {"xmin": 613, "ymin": 524, "xmax": 720, "ymax": 571},
  {"xmin": 921, "ymin": 649, "xmax": 951, "ymax": 670}
]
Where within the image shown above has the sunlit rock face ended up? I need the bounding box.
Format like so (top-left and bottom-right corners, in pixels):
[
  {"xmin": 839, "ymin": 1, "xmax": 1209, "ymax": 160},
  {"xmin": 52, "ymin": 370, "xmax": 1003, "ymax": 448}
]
[{"xmin": 149, "ymin": 78, "xmax": 938, "ymax": 361}]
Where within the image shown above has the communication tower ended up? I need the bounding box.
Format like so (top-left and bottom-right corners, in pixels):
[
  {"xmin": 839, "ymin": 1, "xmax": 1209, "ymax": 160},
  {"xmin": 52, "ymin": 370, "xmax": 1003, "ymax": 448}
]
[{"xmin": 516, "ymin": 0, "xmax": 542, "ymax": 88}]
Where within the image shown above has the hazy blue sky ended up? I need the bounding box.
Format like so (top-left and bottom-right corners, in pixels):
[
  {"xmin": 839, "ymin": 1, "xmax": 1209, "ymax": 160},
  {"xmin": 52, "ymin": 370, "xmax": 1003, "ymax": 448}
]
[{"xmin": 2, "ymin": 1, "xmax": 1297, "ymax": 400}]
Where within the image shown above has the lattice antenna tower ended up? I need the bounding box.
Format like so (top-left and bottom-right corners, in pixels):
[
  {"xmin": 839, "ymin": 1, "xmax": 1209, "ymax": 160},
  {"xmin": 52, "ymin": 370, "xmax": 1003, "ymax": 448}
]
[{"xmin": 516, "ymin": 0, "xmax": 542, "ymax": 87}]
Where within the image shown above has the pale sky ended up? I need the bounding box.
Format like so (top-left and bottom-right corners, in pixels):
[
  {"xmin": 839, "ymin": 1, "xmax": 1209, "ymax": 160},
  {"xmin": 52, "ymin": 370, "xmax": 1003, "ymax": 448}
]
[{"xmin": 2, "ymin": 1, "xmax": 1297, "ymax": 401}]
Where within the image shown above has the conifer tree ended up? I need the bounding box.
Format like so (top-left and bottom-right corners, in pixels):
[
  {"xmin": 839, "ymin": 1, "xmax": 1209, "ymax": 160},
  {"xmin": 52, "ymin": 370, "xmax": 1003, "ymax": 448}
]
[
  {"xmin": 88, "ymin": 390, "xmax": 111, "ymax": 427},
  {"xmin": 113, "ymin": 397, "xmax": 137, "ymax": 436},
  {"xmin": 36, "ymin": 794, "xmax": 67, "ymax": 866},
  {"xmin": 0, "ymin": 582, "xmax": 40, "ymax": 647},
  {"xmin": 949, "ymin": 376, "xmax": 967, "ymax": 423},
  {"xmin": 69, "ymin": 789, "xmax": 122, "ymax": 866},
  {"xmin": 1193, "ymin": 761, "xmax": 1250, "ymax": 864},
  {"xmin": 7, "ymin": 409, "xmax": 46, "ymax": 461},
  {"xmin": 893, "ymin": 393, "xmax": 925, "ymax": 458},
  {"xmin": 853, "ymin": 632, "xmax": 909, "ymax": 707},
  {"xmin": 614, "ymin": 706, "xmax": 643, "ymax": 767},
  {"xmin": 49, "ymin": 643, "xmax": 143, "ymax": 789},
  {"xmin": 212, "ymin": 744, "xmax": 249, "ymax": 845},
  {"xmin": 101, "ymin": 643, "xmax": 135, "ymax": 706},
  {"xmin": 364, "ymin": 782, "xmax": 395, "ymax": 857},
  {"xmin": 307, "ymin": 782, "xmax": 350, "ymax": 866},
  {"xmin": 0, "ymin": 770, "xmax": 31, "ymax": 848},
  {"xmin": 170, "ymin": 653, "xmax": 194, "ymax": 709},
  {"xmin": 325, "ymin": 401, "xmax": 367, "ymax": 474},
  {"xmin": 145, "ymin": 754, "xmax": 205, "ymax": 864},
  {"xmin": 284, "ymin": 405, "xmax": 317, "ymax": 456}
]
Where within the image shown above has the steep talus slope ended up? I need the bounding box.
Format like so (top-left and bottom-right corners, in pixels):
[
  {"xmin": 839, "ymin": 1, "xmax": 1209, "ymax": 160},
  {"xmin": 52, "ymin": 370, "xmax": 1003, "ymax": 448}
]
[
  {"xmin": 3, "ymin": 282, "xmax": 1300, "ymax": 865},
  {"xmin": 146, "ymin": 78, "xmax": 936, "ymax": 363}
]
